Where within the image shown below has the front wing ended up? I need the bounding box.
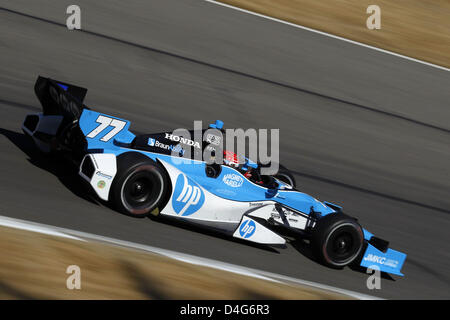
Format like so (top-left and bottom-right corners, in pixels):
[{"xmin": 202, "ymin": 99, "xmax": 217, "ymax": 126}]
[{"xmin": 360, "ymin": 243, "xmax": 407, "ymax": 276}]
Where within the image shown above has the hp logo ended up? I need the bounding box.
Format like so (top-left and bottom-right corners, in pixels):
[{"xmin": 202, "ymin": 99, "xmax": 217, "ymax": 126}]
[
  {"xmin": 172, "ymin": 174, "xmax": 205, "ymax": 216},
  {"xmin": 239, "ymin": 219, "xmax": 256, "ymax": 238}
]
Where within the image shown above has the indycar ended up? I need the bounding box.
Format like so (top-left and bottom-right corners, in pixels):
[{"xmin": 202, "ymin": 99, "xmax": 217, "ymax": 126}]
[{"xmin": 22, "ymin": 76, "xmax": 406, "ymax": 276}]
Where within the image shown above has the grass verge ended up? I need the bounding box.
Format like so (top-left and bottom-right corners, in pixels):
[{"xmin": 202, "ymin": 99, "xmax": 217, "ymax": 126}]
[
  {"xmin": 218, "ymin": 0, "xmax": 450, "ymax": 68},
  {"xmin": 0, "ymin": 226, "xmax": 351, "ymax": 299}
]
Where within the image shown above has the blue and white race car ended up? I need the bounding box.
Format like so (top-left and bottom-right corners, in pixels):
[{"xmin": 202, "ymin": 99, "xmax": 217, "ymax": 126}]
[{"xmin": 22, "ymin": 76, "xmax": 407, "ymax": 276}]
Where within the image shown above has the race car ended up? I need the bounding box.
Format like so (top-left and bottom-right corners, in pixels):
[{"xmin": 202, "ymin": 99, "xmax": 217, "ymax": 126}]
[{"xmin": 22, "ymin": 76, "xmax": 407, "ymax": 276}]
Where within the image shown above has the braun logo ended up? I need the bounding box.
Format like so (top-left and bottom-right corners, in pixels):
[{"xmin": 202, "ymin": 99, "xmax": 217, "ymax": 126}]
[
  {"xmin": 165, "ymin": 133, "xmax": 201, "ymax": 149},
  {"xmin": 148, "ymin": 138, "xmax": 185, "ymax": 155}
]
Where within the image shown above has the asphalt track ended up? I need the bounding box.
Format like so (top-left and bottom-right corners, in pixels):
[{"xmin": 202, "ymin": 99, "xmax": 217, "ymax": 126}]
[{"xmin": 1, "ymin": 1, "xmax": 449, "ymax": 299}]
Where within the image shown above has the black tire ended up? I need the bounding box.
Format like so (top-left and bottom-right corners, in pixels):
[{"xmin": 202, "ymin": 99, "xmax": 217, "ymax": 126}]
[
  {"xmin": 110, "ymin": 152, "xmax": 170, "ymax": 218},
  {"xmin": 311, "ymin": 213, "xmax": 364, "ymax": 268},
  {"xmin": 274, "ymin": 165, "xmax": 296, "ymax": 188}
]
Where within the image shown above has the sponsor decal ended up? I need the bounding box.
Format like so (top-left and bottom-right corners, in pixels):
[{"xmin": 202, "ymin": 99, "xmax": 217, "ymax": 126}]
[
  {"xmin": 97, "ymin": 180, "xmax": 106, "ymax": 189},
  {"xmin": 271, "ymin": 212, "xmax": 280, "ymax": 219},
  {"xmin": 205, "ymin": 145, "xmax": 216, "ymax": 152},
  {"xmin": 206, "ymin": 133, "xmax": 221, "ymax": 146},
  {"xmin": 363, "ymin": 254, "xmax": 399, "ymax": 267},
  {"xmin": 249, "ymin": 202, "xmax": 264, "ymax": 207},
  {"xmin": 165, "ymin": 133, "xmax": 201, "ymax": 149},
  {"xmin": 148, "ymin": 138, "xmax": 156, "ymax": 146},
  {"xmin": 384, "ymin": 260, "xmax": 399, "ymax": 268},
  {"xmin": 239, "ymin": 219, "xmax": 256, "ymax": 238},
  {"xmin": 215, "ymin": 188, "xmax": 237, "ymax": 197},
  {"xmin": 172, "ymin": 174, "xmax": 205, "ymax": 216},
  {"xmin": 222, "ymin": 173, "xmax": 243, "ymax": 188},
  {"xmin": 148, "ymin": 138, "xmax": 185, "ymax": 155},
  {"xmin": 96, "ymin": 172, "xmax": 112, "ymax": 180},
  {"xmin": 364, "ymin": 254, "xmax": 386, "ymax": 264}
]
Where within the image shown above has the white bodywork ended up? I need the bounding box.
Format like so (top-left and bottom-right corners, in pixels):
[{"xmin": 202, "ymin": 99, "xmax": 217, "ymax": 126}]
[
  {"xmin": 233, "ymin": 215, "xmax": 285, "ymax": 244},
  {"xmin": 159, "ymin": 160, "xmax": 287, "ymax": 245},
  {"xmin": 78, "ymin": 155, "xmax": 287, "ymax": 245},
  {"xmin": 79, "ymin": 154, "xmax": 117, "ymax": 201}
]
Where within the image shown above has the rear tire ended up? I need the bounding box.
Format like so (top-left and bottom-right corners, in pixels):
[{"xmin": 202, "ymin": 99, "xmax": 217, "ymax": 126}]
[
  {"xmin": 274, "ymin": 165, "xmax": 296, "ymax": 188},
  {"xmin": 110, "ymin": 153, "xmax": 170, "ymax": 218},
  {"xmin": 311, "ymin": 213, "xmax": 364, "ymax": 268}
]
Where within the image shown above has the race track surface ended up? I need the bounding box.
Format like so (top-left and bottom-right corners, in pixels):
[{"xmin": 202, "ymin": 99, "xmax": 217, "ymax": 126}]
[{"xmin": 1, "ymin": 1, "xmax": 449, "ymax": 299}]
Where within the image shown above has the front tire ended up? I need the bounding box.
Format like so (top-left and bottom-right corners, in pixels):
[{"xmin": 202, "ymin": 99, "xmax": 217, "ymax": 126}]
[
  {"xmin": 110, "ymin": 153, "xmax": 170, "ymax": 217},
  {"xmin": 311, "ymin": 213, "xmax": 364, "ymax": 268}
]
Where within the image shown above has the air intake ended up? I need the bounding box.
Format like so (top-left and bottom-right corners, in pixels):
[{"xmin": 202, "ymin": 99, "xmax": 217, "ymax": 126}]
[{"xmin": 80, "ymin": 156, "xmax": 95, "ymax": 179}]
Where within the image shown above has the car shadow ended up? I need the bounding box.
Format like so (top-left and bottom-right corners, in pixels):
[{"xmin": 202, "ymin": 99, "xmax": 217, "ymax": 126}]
[
  {"xmin": 289, "ymin": 238, "xmax": 320, "ymax": 263},
  {"xmin": 0, "ymin": 128, "xmax": 99, "ymax": 206},
  {"xmin": 1, "ymin": 127, "xmax": 280, "ymax": 255},
  {"xmin": 148, "ymin": 214, "xmax": 282, "ymax": 254},
  {"xmin": 290, "ymin": 237, "xmax": 395, "ymax": 280},
  {"xmin": 348, "ymin": 263, "xmax": 395, "ymax": 281}
]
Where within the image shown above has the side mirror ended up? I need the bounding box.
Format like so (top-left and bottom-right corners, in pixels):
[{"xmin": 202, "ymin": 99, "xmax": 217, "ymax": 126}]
[{"xmin": 205, "ymin": 163, "xmax": 221, "ymax": 178}]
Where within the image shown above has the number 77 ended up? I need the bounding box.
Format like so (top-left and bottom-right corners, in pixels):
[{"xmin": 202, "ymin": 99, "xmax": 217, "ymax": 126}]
[{"xmin": 86, "ymin": 115, "xmax": 126, "ymax": 142}]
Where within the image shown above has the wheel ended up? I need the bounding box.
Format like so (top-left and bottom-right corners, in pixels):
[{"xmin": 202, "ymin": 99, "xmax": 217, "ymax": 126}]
[
  {"xmin": 311, "ymin": 213, "xmax": 364, "ymax": 268},
  {"xmin": 274, "ymin": 164, "xmax": 296, "ymax": 188},
  {"xmin": 110, "ymin": 152, "xmax": 170, "ymax": 217}
]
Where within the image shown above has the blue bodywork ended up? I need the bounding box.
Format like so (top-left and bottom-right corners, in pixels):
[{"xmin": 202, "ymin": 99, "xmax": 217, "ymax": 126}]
[
  {"xmin": 78, "ymin": 108, "xmax": 407, "ymax": 276},
  {"xmin": 79, "ymin": 109, "xmax": 337, "ymax": 215}
]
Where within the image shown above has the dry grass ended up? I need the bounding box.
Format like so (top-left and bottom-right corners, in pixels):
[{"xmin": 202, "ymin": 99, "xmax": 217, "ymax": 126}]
[
  {"xmin": 0, "ymin": 226, "xmax": 350, "ymax": 299},
  {"xmin": 218, "ymin": 0, "xmax": 450, "ymax": 68}
]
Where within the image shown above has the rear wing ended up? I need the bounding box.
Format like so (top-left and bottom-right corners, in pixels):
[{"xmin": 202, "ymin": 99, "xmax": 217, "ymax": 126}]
[
  {"xmin": 29, "ymin": 76, "xmax": 135, "ymax": 152},
  {"xmin": 34, "ymin": 76, "xmax": 88, "ymax": 120}
]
